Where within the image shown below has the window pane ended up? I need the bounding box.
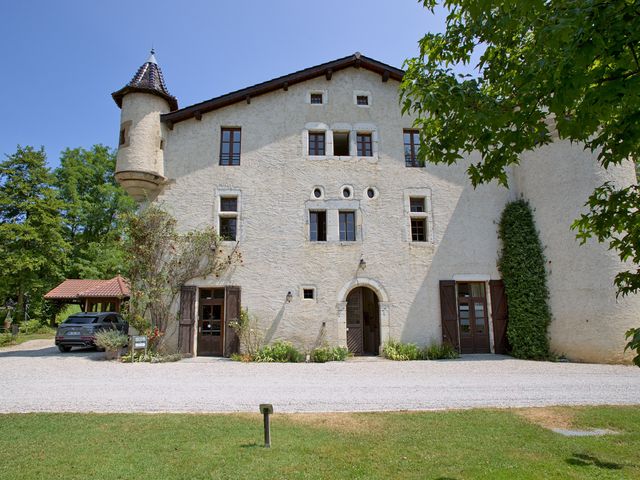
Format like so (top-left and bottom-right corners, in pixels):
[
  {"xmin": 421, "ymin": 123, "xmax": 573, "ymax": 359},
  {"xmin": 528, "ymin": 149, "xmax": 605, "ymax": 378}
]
[
  {"xmin": 222, "ymin": 130, "xmax": 231, "ymax": 141},
  {"xmin": 310, "ymin": 211, "xmax": 326, "ymax": 241},
  {"xmin": 233, "ymin": 130, "xmax": 241, "ymax": 141},
  {"xmin": 411, "ymin": 218, "xmax": 426, "ymax": 242},
  {"xmin": 339, "ymin": 211, "xmax": 356, "ymax": 241},
  {"xmin": 220, "ymin": 128, "xmax": 241, "ymax": 166},
  {"xmin": 410, "ymin": 197, "xmax": 425, "ymax": 212},
  {"xmin": 471, "ymin": 283, "xmax": 486, "ymax": 297},
  {"xmin": 309, "ymin": 132, "xmax": 325, "ymax": 155},
  {"xmin": 220, "ymin": 197, "xmax": 237, "ymax": 212},
  {"xmin": 220, "ymin": 217, "xmax": 237, "ymax": 241}
]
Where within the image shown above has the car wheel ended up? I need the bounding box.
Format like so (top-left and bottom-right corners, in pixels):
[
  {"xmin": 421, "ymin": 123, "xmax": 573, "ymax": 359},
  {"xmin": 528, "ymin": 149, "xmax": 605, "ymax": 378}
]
[{"xmin": 58, "ymin": 345, "xmax": 72, "ymax": 353}]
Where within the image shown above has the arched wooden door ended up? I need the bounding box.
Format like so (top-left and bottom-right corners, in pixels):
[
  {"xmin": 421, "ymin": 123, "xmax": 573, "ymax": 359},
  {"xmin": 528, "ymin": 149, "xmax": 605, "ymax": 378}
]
[{"xmin": 346, "ymin": 287, "xmax": 380, "ymax": 355}]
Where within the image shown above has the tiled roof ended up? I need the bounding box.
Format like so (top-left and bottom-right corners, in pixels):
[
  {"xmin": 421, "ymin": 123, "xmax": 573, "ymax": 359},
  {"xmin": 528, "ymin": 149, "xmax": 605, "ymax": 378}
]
[
  {"xmin": 44, "ymin": 276, "xmax": 130, "ymax": 300},
  {"xmin": 112, "ymin": 49, "xmax": 178, "ymax": 111}
]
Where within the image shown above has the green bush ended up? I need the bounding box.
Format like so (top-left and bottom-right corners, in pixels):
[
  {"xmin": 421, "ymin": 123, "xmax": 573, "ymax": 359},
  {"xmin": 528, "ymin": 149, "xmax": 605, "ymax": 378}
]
[
  {"xmin": 498, "ymin": 200, "xmax": 551, "ymax": 359},
  {"xmin": 422, "ymin": 343, "xmax": 459, "ymax": 360},
  {"xmin": 19, "ymin": 319, "xmax": 50, "ymax": 335},
  {"xmin": 94, "ymin": 330, "xmax": 129, "ymax": 352},
  {"xmin": 311, "ymin": 346, "xmax": 349, "ymax": 363},
  {"xmin": 382, "ymin": 340, "xmax": 422, "ymax": 361},
  {"xmin": 254, "ymin": 341, "xmax": 303, "ymax": 363},
  {"xmin": 0, "ymin": 333, "xmax": 13, "ymax": 347},
  {"xmin": 120, "ymin": 351, "xmax": 183, "ymax": 363}
]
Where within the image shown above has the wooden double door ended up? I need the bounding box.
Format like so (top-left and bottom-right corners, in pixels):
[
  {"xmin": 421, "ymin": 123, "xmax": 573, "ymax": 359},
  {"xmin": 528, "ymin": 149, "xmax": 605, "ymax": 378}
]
[
  {"xmin": 346, "ymin": 287, "xmax": 380, "ymax": 355},
  {"xmin": 178, "ymin": 286, "xmax": 241, "ymax": 357},
  {"xmin": 456, "ymin": 282, "xmax": 490, "ymax": 354}
]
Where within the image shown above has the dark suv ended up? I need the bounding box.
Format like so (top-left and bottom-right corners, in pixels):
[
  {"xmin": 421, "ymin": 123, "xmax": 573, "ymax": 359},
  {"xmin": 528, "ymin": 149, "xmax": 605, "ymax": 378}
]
[{"xmin": 55, "ymin": 312, "xmax": 129, "ymax": 352}]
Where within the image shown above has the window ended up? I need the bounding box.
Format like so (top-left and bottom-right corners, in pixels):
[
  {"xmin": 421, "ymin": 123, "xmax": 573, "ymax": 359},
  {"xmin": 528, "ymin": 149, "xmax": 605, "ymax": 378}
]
[
  {"xmin": 404, "ymin": 129, "xmax": 420, "ymax": 167},
  {"xmin": 309, "ymin": 132, "xmax": 325, "ymax": 155},
  {"xmin": 310, "ymin": 93, "xmax": 323, "ymax": 104},
  {"xmin": 303, "ymin": 288, "xmax": 315, "ymax": 299},
  {"xmin": 219, "ymin": 195, "xmax": 238, "ymax": 241},
  {"xmin": 356, "ymin": 133, "xmax": 372, "ymax": 156},
  {"xmin": 410, "ymin": 197, "xmax": 425, "ymax": 213},
  {"xmin": 220, "ymin": 128, "xmax": 241, "ymax": 166},
  {"xmin": 220, "ymin": 218, "xmax": 237, "ymax": 241},
  {"xmin": 339, "ymin": 211, "xmax": 356, "ymax": 241},
  {"xmin": 342, "ymin": 186, "xmax": 352, "ymax": 198},
  {"xmin": 310, "ymin": 211, "xmax": 326, "ymax": 242},
  {"xmin": 220, "ymin": 197, "xmax": 238, "ymax": 212},
  {"xmin": 356, "ymin": 95, "xmax": 369, "ymax": 106},
  {"xmin": 119, "ymin": 128, "xmax": 126, "ymax": 146},
  {"xmin": 313, "ymin": 187, "xmax": 323, "ymax": 199},
  {"xmin": 333, "ymin": 131, "xmax": 350, "ymax": 156},
  {"xmin": 411, "ymin": 218, "xmax": 427, "ymax": 242},
  {"xmin": 367, "ymin": 188, "xmax": 376, "ymax": 199}
]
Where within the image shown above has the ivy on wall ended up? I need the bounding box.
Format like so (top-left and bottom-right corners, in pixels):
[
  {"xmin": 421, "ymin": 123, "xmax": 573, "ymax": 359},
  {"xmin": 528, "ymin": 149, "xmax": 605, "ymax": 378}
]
[{"xmin": 498, "ymin": 200, "xmax": 551, "ymax": 359}]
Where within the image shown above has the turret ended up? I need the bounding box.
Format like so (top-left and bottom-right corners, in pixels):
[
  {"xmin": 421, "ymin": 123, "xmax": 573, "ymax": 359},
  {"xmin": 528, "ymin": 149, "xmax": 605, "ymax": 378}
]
[{"xmin": 111, "ymin": 50, "xmax": 178, "ymax": 201}]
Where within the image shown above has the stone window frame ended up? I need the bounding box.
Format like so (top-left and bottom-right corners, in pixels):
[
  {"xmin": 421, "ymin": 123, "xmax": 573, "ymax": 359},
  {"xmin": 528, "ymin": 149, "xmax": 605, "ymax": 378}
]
[
  {"xmin": 304, "ymin": 198, "xmax": 363, "ymax": 243},
  {"xmin": 353, "ymin": 90, "xmax": 372, "ymax": 108},
  {"xmin": 306, "ymin": 89, "xmax": 328, "ymax": 105},
  {"xmin": 303, "ymin": 122, "xmax": 378, "ymax": 161},
  {"xmin": 118, "ymin": 120, "xmax": 132, "ymax": 148},
  {"xmin": 301, "ymin": 285, "xmax": 318, "ymax": 302},
  {"xmin": 403, "ymin": 188, "xmax": 434, "ymax": 244},
  {"xmin": 215, "ymin": 188, "xmax": 242, "ymax": 243}
]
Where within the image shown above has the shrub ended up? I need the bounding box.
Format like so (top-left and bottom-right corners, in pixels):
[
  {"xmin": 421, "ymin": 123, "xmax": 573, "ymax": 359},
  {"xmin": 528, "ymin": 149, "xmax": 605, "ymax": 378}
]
[
  {"xmin": 120, "ymin": 351, "xmax": 183, "ymax": 363},
  {"xmin": 311, "ymin": 346, "xmax": 349, "ymax": 363},
  {"xmin": 254, "ymin": 341, "xmax": 303, "ymax": 363},
  {"xmin": 19, "ymin": 319, "xmax": 50, "ymax": 335},
  {"xmin": 382, "ymin": 340, "xmax": 421, "ymax": 361},
  {"xmin": 0, "ymin": 333, "xmax": 13, "ymax": 347},
  {"xmin": 94, "ymin": 330, "xmax": 129, "ymax": 352},
  {"xmin": 230, "ymin": 353, "xmax": 253, "ymax": 362},
  {"xmin": 498, "ymin": 200, "xmax": 551, "ymax": 359},
  {"xmin": 228, "ymin": 308, "xmax": 263, "ymax": 356},
  {"xmin": 422, "ymin": 343, "xmax": 459, "ymax": 360}
]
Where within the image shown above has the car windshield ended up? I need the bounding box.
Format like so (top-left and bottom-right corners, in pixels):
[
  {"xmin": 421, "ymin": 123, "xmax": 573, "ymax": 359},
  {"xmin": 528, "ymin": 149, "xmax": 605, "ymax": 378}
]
[{"xmin": 63, "ymin": 316, "xmax": 98, "ymax": 324}]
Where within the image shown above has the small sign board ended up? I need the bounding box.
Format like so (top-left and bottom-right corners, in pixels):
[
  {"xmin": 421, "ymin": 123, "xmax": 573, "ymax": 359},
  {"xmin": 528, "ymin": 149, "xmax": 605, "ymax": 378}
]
[{"xmin": 132, "ymin": 335, "xmax": 148, "ymax": 350}]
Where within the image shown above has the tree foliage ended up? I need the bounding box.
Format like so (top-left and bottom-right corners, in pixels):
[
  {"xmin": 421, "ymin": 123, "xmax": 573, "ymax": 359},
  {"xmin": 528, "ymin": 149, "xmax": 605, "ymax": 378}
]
[
  {"xmin": 401, "ymin": 0, "xmax": 640, "ymax": 360},
  {"xmin": 0, "ymin": 146, "xmax": 68, "ymax": 321},
  {"xmin": 54, "ymin": 145, "xmax": 136, "ymax": 279},
  {"xmin": 498, "ymin": 200, "xmax": 551, "ymax": 359},
  {"xmin": 124, "ymin": 204, "xmax": 241, "ymax": 344}
]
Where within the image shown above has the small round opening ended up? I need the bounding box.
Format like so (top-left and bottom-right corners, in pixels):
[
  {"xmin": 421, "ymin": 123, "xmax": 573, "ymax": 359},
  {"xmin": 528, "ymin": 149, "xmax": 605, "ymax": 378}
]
[
  {"xmin": 367, "ymin": 188, "xmax": 375, "ymax": 198},
  {"xmin": 313, "ymin": 188, "xmax": 322, "ymax": 198},
  {"xmin": 342, "ymin": 187, "xmax": 352, "ymax": 198}
]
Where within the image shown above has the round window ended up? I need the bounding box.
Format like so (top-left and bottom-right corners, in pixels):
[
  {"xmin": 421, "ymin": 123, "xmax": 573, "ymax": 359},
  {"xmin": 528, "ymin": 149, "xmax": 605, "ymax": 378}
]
[
  {"xmin": 313, "ymin": 188, "xmax": 322, "ymax": 198},
  {"xmin": 367, "ymin": 188, "xmax": 375, "ymax": 198},
  {"xmin": 342, "ymin": 187, "xmax": 352, "ymax": 198}
]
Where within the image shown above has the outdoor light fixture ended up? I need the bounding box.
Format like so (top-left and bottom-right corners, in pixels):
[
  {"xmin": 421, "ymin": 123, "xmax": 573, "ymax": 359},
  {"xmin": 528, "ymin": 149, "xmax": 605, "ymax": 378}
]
[
  {"xmin": 286, "ymin": 291, "xmax": 293, "ymax": 303},
  {"xmin": 359, "ymin": 258, "xmax": 367, "ymax": 269}
]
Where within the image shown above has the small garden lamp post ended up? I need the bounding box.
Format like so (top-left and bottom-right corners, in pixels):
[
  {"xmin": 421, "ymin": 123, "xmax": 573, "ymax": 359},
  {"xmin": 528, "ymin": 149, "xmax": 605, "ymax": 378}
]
[{"xmin": 259, "ymin": 403, "xmax": 273, "ymax": 448}]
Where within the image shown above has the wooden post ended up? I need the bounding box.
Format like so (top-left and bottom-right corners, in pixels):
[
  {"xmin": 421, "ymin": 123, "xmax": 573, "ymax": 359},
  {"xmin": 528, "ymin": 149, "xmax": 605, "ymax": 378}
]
[{"xmin": 259, "ymin": 404, "xmax": 273, "ymax": 448}]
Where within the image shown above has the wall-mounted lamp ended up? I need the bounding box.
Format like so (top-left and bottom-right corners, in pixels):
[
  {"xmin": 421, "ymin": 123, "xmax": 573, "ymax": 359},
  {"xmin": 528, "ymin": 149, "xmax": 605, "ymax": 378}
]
[
  {"xmin": 286, "ymin": 291, "xmax": 293, "ymax": 303},
  {"xmin": 359, "ymin": 258, "xmax": 367, "ymax": 270}
]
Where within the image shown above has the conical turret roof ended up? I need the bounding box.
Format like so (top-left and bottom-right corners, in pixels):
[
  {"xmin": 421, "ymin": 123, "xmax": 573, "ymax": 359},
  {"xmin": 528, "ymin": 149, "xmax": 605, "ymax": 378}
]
[{"xmin": 112, "ymin": 49, "xmax": 178, "ymax": 111}]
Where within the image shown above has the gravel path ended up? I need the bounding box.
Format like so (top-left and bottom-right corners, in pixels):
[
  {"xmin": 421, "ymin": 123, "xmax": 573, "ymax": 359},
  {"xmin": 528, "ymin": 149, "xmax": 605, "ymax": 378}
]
[{"xmin": 1, "ymin": 339, "xmax": 640, "ymax": 413}]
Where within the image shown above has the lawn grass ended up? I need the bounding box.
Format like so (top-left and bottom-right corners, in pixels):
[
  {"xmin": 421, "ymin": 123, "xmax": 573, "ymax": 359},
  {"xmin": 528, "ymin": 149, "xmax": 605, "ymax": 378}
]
[
  {"xmin": 0, "ymin": 330, "xmax": 54, "ymax": 348},
  {"xmin": 0, "ymin": 406, "xmax": 638, "ymax": 479}
]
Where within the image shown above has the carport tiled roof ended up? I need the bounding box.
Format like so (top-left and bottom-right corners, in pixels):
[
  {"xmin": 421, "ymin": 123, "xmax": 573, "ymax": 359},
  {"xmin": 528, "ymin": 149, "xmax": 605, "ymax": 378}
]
[{"xmin": 44, "ymin": 276, "xmax": 130, "ymax": 300}]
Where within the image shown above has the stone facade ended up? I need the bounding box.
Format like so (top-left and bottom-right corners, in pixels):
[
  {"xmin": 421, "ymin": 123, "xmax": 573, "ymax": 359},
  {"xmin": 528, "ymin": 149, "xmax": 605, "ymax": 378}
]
[{"xmin": 113, "ymin": 53, "xmax": 640, "ymax": 363}]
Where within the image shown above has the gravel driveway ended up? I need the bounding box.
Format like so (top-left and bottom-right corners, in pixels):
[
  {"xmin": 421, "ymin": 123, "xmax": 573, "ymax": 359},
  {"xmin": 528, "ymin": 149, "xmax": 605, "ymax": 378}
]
[{"xmin": 1, "ymin": 339, "xmax": 639, "ymax": 413}]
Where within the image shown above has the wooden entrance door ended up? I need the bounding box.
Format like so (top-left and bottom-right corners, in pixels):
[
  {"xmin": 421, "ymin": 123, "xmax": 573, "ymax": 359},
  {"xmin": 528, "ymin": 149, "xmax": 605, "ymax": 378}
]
[
  {"xmin": 457, "ymin": 282, "xmax": 490, "ymax": 353},
  {"xmin": 346, "ymin": 287, "xmax": 380, "ymax": 355},
  {"xmin": 197, "ymin": 288, "xmax": 224, "ymax": 356}
]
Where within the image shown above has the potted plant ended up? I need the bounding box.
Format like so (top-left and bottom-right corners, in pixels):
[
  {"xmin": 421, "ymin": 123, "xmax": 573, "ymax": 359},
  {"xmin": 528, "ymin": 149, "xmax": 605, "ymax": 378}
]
[{"xmin": 95, "ymin": 330, "xmax": 129, "ymax": 360}]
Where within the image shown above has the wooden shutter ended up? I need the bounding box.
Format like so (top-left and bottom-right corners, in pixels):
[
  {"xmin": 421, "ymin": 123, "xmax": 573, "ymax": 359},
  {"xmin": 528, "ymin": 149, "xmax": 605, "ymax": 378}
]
[
  {"xmin": 224, "ymin": 286, "xmax": 241, "ymax": 357},
  {"xmin": 439, "ymin": 280, "xmax": 460, "ymax": 351},
  {"xmin": 178, "ymin": 286, "xmax": 196, "ymax": 355},
  {"xmin": 490, "ymin": 280, "xmax": 510, "ymax": 354}
]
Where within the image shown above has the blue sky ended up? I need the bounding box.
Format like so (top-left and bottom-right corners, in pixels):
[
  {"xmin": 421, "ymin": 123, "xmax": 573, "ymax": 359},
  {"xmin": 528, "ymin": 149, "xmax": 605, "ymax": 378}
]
[{"xmin": 1, "ymin": 0, "xmax": 450, "ymax": 168}]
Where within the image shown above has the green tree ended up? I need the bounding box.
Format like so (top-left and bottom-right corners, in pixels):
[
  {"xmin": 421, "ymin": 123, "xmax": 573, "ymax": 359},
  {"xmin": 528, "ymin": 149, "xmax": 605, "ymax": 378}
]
[
  {"xmin": 54, "ymin": 145, "xmax": 136, "ymax": 279},
  {"xmin": 0, "ymin": 146, "xmax": 68, "ymax": 321},
  {"xmin": 401, "ymin": 0, "xmax": 640, "ymax": 362}
]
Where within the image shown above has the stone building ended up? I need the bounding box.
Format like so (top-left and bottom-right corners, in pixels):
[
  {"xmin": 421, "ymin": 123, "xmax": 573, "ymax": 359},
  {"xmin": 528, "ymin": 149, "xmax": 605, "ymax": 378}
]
[{"xmin": 112, "ymin": 50, "xmax": 639, "ymax": 363}]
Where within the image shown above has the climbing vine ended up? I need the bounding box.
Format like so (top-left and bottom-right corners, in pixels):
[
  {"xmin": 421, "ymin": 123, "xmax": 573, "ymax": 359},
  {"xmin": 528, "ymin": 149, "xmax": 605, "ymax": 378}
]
[{"xmin": 498, "ymin": 200, "xmax": 551, "ymax": 359}]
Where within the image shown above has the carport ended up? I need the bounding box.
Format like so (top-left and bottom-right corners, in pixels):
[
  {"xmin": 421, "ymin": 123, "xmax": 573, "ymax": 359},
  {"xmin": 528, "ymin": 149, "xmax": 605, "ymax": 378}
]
[{"xmin": 44, "ymin": 275, "xmax": 130, "ymax": 313}]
